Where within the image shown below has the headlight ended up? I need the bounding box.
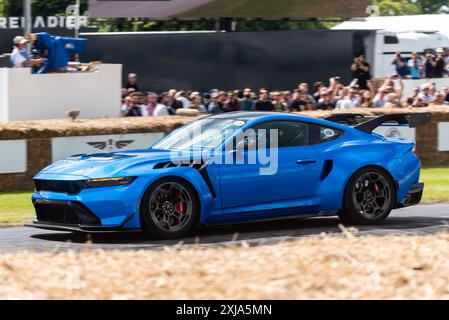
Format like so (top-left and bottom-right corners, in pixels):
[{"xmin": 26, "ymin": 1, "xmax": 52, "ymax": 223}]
[{"xmin": 84, "ymin": 177, "xmax": 136, "ymax": 188}]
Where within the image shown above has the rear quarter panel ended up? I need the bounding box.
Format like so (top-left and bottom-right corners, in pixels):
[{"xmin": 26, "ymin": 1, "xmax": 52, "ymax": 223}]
[{"xmin": 314, "ymin": 132, "xmax": 420, "ymax": 211}]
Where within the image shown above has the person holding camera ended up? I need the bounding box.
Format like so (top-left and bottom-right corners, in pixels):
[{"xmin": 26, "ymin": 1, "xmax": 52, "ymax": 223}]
[
  {"xmin": 10, "ymin": 35, "xmax": 45, "ymax": 68},
  {"xmin": 423, "ymin": 53, "xmax": 435, "ymax": 78},
  {"xmin": 434, "ymin": 48, "xmax": 447, "ymax": 78},
  {"xmin": 350, "ymin": 55, "xmax": 371, "ymax": 90},
  {"xmin": 391, "ymin": 52, "xmax": 409, "ymax": 78},
  {"xmin": 408, "ymin": 52, "xmax": 423, "ymax": 79}
]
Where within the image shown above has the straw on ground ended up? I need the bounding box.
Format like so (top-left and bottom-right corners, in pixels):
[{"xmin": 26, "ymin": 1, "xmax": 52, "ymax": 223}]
[{"xmin": 1, "ymin": 232, "xmax": 449, "ymax": 299}]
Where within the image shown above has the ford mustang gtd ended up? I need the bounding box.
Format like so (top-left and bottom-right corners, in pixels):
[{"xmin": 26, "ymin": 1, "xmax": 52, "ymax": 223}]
[{"xmin": 28, "ymin": 112, "xmax": 431, "ymax": 239}]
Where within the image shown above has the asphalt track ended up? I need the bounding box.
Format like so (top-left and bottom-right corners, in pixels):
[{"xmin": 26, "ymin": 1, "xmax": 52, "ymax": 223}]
[{"xmin": 1, "ymin": 204, "xmax": 449, "ymax": 252}]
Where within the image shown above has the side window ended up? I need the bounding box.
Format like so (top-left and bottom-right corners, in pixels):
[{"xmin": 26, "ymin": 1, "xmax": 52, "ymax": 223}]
[
  {"xmin": 310, "ymin": 124, "xmax": 343, "ymax": 145},
  {"xmin": 384, "ymin": 35, "xmax": 399, "ymax": 44},
  {"xmin": 253, "ymin": 121, "xmax": 309, "ymax": 148}
]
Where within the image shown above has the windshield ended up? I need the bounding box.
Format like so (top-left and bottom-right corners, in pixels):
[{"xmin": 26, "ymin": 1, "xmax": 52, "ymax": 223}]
[{"xmin": 151, "ymin": 118, "xmax": 246, "ymax": 151}]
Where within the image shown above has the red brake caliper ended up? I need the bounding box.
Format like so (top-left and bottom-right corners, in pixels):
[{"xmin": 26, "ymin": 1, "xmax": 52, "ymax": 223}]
[
  {"xmin": 174, "ymin": 190, "xmax": 186, "ymax": 215},
  {"xmin": 176, "ymin": 202, "xmax": 186, "ymax": 215},
  {"xmin": 374, "ymin": 183, "xmax": 381, "ymax": 194}
]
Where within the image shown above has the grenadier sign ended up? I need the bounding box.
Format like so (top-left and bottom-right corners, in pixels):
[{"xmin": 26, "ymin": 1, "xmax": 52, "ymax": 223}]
[{"xmin": 0, "ymin": 16, "xmax": 89, "ymax": 29}]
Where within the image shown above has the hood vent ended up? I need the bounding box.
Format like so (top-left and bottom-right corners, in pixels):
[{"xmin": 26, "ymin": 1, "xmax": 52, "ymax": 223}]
[
  {"xmin": 67, "ymin": 153, "xmax": 132, "ymax": 161},
  {"xmin": 154, "ymin": 160, "xmax": 207, "ymax": 171}
]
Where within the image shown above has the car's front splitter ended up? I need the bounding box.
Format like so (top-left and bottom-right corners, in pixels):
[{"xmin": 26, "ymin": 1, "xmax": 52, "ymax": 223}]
[{"xmin": 25, "ymin": 220, "xmax": 141, "ymax": 233}]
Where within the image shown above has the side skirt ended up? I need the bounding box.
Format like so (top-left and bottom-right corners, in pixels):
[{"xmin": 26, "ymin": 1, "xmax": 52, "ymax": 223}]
[{"xmin": 203, "ymin": 210, "xmax": 339, "ymax": 226}]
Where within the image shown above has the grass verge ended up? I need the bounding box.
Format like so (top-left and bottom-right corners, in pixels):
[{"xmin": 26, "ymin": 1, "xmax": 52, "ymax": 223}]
[
  {"xmin": 0, "ymin": 191, "xmax": 33, "ymax": 226},
  {"xmin": 420, "ymin": 167, "xmax": 449, "ymax": 203}
]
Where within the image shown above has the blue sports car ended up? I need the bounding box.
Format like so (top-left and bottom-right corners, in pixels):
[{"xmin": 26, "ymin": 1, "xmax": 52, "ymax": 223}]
[{"xmin": 28, "ymin": 112, "xmax": 430, "ymax": 239}]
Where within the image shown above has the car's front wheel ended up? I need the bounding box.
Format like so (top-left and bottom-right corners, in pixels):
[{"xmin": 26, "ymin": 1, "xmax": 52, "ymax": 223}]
[
  {"xmin": 339, "ymin": 167, "xmax": 396, "ymax": 225},
  {"xmin": 140, "ymin": 177, "xmax": 199, "ymax": 239}
]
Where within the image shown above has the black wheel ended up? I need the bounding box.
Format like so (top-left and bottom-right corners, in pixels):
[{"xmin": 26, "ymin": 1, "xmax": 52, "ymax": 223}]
[
  {"xmin": 140, "ymin": 177, "xmax": 199, "ymax": 239},
  {"xmin": 339, "ymin": 167, "xmax": 396, "ymax": 225}
]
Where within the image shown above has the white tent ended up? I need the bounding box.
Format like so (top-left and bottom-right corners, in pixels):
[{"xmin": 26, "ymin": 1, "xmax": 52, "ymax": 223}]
[{"xmin": 333, "ymin": 14, "xmax": 449, "ymax": 37}]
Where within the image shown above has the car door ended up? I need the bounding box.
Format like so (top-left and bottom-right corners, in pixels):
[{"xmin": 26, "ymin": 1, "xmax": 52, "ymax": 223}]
[{"xmin": 218, "ymin": 120, "xmax": 323, "ymax": 213}]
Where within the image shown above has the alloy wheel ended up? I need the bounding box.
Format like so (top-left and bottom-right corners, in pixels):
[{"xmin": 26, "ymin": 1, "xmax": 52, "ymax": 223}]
[
  {"xmin": 352, "ymin": 172, "xmax": 392, "ymax": 218},
  {"xmin": 148, "ymin": 182, "xmax": 193, "ymax": 232}
]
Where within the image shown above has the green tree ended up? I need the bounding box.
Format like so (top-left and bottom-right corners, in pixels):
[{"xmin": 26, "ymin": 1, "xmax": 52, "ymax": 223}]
[
  {"xmin": 1, "ymin": 0, "xmax": 447, "ymax": 33},
  {"xmin": 375, "ymin": 0, "xmax": 449, "ymax": 15},
  {"xmin": 415, "ymin": 0, "xmax": 449, "ymax": 13},
  {"xmin": 0, "ymin": 0, "xmax": 88, "ymax": 17},
  {"xmin": 374, "ymin": 0, "xmax": 420, "ymax": 15}
]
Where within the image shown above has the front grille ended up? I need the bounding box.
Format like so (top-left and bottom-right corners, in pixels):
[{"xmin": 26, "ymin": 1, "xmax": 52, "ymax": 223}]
[
  {"xmin": 34, "ymin": 200, "xmax": 100, "ymax": 226},
  {"xmin": 34, "ymin": 179, "xmax": 85, "ymax": 194}
]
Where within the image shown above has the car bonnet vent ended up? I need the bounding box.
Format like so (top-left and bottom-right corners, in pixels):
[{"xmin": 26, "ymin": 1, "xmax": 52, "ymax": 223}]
[{"xmin": 153, "ymin": 160, "xmax": 206, "ymax": 170}]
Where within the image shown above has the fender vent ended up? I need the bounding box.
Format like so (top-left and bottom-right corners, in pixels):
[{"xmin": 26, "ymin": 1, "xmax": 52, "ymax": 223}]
[
  {"xmin": 153, "ymin": 159, "xmax": 216, "ymax": 198},
  {"xmin": 320, "ymin": 160, "xmax": 333, "ymax": 181}
]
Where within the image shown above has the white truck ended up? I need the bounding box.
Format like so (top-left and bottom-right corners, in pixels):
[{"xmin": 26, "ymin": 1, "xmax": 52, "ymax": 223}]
[{"xmin": 333, "ymin": 14, "xmax": 449, "ymax": 78}]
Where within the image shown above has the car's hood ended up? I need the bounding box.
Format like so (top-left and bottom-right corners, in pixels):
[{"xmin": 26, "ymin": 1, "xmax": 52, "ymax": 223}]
[{"xmin": 36, "ymin": 149, "xmax": 197, "ymax": 179}]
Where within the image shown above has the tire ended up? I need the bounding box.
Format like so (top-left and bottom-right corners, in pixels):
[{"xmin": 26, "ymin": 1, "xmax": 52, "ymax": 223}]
[
  {"xmin": 339, "ymin": 166, "xmax": 396, "ymax": 225},
  {"xmin": 140, "ymin": 177, "xmax": 199, "ymax": 239}
]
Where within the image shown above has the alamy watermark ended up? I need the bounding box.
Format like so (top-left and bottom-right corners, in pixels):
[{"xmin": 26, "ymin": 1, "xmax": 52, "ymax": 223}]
[{"xmin": 168, "ymin": 125, "xmax": 280, "ymax": 176}]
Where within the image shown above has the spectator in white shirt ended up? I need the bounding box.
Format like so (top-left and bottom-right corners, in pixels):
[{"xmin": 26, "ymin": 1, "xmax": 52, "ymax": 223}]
[
  {"xmin": 176, "ymin": 91, "xmax": 190, "ymax": 108},
  {"xmin": 138, "ymin": 93, "xmax": 151, "ymax": 117},
  {"xmin": 10, "ymin": 35, "xmax": 45, "ymax": 68},
  {"xmin": 384, "ymin": 93, "xmax": 402, "ymax": 108},
  {"xmin": 189, "ymin": 93, "xmax": 207, "ymax": 113},
  {"xmin": 372, "ymin": 88, "xmax": 387, "ymax": 108},
  {"xmin": 129, "ymin": 92, "xmax": 149, "ymax": 117},
  {"xmin": 121, "ymin": 96, "xmax": 133, "ymax": 116},
  {"xmin": 418, "ymin": 83, "xmax": 436, "ymax": 105},
  {"xmin": 336, "ymin": 88, "xmax": 360, "ymax": 109},
  {"xmin": 153, "ymin": 93, "xmax": 170, "ymax": 116}
]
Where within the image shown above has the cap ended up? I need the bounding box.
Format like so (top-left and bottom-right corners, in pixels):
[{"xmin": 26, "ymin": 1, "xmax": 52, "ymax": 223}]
[
  {"xmin": 421, "ymin": 83, "xmax": 431, "ymax": 90},
  {"xmin": 13, "ymin": 36, "xmax": 28, "ymax": 46},
  {"xmin": 436, "ymin": 48, "xmax": 445, "ymax": 53}
]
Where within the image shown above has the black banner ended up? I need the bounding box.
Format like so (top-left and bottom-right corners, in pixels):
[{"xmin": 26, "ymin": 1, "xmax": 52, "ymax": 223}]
[{"xmin": 81, "ymin": 29, "xmax": 364, "ymax": 92}]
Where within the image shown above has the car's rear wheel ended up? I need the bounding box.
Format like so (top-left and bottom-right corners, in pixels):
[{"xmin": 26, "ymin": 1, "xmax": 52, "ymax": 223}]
[
  {"xmin": 140, "ymin": 177, "xmax": 199, "ymax": 239},
  {"xmin": 339, "ymin": 167, "xmax": 396, "ymax": 225}
]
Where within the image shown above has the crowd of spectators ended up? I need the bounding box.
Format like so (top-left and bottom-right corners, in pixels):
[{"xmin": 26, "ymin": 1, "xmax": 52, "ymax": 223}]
[
  {"xmin": 121, "ymin": 51, "xmax": 449, "ymax": 117},
  {"xmin": 392, "ymin": 48, "xmax": 449, "ymax": 79}
]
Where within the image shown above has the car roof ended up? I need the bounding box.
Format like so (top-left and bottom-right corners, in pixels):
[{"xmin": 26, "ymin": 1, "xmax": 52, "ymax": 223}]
[
  {"xmin": 208, "ymin": 112, "xmax": 343, "ymax": 128},
  {"xmin": 208, "ymin": 111, "xmax": 319, "ymax": 121},
  {"xmin": 208, "ymin": 112, "xmax": 279, "ymax": 120}
]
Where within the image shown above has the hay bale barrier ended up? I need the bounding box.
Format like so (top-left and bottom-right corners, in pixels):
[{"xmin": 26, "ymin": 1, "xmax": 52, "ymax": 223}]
[
  {"xmin": 0, "ymin": 116, "xmax": 199, "ymax": 140},
  {"xmin": 2, "ymin": 232, "xmax": 449, "ymax": 299}
]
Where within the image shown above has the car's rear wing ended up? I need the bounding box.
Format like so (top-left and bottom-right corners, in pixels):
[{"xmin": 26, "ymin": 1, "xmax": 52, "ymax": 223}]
[
  {"xmin": 324, "ymin": 113, "xmax": 431, "ymax": 133},
  {"xmin": 324, "ymin": 114, "xmax": 365, "ymax": 125}
]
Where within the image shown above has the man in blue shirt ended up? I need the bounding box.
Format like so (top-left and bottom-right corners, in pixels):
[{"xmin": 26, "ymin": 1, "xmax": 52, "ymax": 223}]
[
  {"xmin": 10, "ymin": 36, "xmax": 44, "ymax": 68},
  {"xmin": 408, "ymin": 52, "xmax": 423, "ymax": 79},
  {"xmin": 391, "ymin": 52, "xmax": 409, "ymax": 78}
]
